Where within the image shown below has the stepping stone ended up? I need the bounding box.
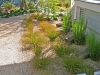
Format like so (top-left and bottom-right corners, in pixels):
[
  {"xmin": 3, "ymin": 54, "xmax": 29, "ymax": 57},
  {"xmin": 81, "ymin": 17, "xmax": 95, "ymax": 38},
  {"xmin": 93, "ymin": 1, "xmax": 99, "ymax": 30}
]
[
  {"xmin": 94, "ymin": 71, "xmax": 100, "ymax": 75},
  {"xmin": 76, "ymin": 73, "xmax": 86, "ymax": 75}
]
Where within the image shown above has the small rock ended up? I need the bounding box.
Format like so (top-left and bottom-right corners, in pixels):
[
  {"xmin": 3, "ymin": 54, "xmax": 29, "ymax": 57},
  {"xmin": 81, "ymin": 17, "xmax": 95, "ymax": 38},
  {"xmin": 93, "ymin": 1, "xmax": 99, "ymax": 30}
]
[{"xmin": 56, "ymin": 23, "xmax": 62, "ymax": 27}]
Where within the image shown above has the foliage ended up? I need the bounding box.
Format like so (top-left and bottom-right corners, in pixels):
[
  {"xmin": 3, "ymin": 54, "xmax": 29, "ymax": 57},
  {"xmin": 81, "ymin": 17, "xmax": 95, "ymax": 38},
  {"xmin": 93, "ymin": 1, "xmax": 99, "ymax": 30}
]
[
  {"xmin": 33, "ymin": 45, "xmax": 42, "ymax": 57},
  {"xmin": 34, "ymin": 57, "xmax": 50, "ymax": 69},
  {"xmin": 37, "ymin": 0, "xmax": 58, "ymax": 18},
  {"xmin": 23, "ymin": 17, "xmax": 33, "ymax": 32},
  {"xmin": 72, "ymin": 17, "xmax": 87, "ymax": 45},
  {"xmin": 37, "ymin": 14, "xmax": 45, "ymax": 21},
  {"xmin": 53, "ymin": 39, "xmax": 77, "ymax": 57},
  {"xmin": 64, "ymin": 1, "xmax": 71, "ymax": 8},
  {"xmin": 27, "ymin": 0, "xmax": 34, "ymax": 9},
  {"xmin": 53, "ymin": 16, "xmax": 58, "ymax": 20},
  {"xmin": 2, "ymin": 1, "xmax": 15, "ymax": 9},
  {"xmin": 46, "ymin": 29, "xmax": 59, "ymax": 41},
  {"xmin": 63, "ymin": 57, "xmax": 94, "ymax": 75},
  {"xmin": 86, "ymin": 33, "xmax": 100, "ymax": 61},
  {"xmin": 39, "ymin": 21, "xmax": 59, "ymax": 40},
  {"xmin": 62, "ymin": 12, "xmax": 71, "ymax": 33}
]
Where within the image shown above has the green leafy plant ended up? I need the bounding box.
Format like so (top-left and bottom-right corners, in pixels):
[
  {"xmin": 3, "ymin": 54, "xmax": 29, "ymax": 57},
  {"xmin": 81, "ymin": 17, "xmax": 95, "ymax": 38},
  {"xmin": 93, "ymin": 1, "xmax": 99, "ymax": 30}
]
[
  {"xmin": 72, "ymin": 17, "xmax": 87, "ymax": 45},
  {"xmin": 53, "ymin": 16, "xmax": 58, "ymax": 20},
  {"xmin": 38, "ymin": 0, "xmax": 58, "ymax": 18},
  {"xmin": 86, "ymin": 33, "xmax": 100, "ymax": 61},
  {"xmin": 34, "ymin": 57, "xmax": 50, "ymax": 69},
  {"xmin": 63, "ymin": 57, "xmax": 94, "ymax": 75},
  {"xmin": 2, "ymin": 1, "xmax": 15, "ymax": 9},
  {"xmin": 62, "ymin": 12, "xmax": 71, "ymax": 33}
]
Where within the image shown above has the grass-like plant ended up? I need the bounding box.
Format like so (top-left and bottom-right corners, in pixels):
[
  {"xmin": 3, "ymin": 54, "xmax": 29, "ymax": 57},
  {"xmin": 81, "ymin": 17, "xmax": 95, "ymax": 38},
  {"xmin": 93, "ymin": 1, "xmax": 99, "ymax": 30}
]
[
  {"xmin": 34, "ymin": 57, "xmax": 50, "ymax": 69},
  {"xmin": 53, "ymin": 39, "xmax": 77, "ymax": 57},
  {"xmin": 63, "ymin": 57, "xmax": 94, "ymax": 75},
  {"xmin": 62, "ymin": 12, "xmax": 71, "ymax": 33},
  {"xmin": 86, "ymin": 33, "xmax": 100, "ymax": 61},
  {"xmin": 25, "ymin": 32, "xmax": 48, "ymax": 46},
  {"xmin": 39, "ymin": 21, "xmax": 59, "ymax": 41},
  {"xmin": 72, "ymin": 17, "xmax": 87, "ymax": 45}
]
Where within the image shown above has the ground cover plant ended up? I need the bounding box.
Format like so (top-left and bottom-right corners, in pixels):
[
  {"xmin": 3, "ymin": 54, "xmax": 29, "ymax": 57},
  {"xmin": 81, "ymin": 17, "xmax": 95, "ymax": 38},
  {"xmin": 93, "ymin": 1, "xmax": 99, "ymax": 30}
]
[{"xmin": 86, "ymin": 33, "xmax": 100, "ymax": 61}]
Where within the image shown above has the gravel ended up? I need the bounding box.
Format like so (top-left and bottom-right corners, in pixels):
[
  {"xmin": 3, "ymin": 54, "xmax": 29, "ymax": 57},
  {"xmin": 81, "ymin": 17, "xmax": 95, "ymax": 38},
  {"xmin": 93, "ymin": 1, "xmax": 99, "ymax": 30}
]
[{"xmin": 0, "ymin": 14, "xmax": 35, "ymax": 75}]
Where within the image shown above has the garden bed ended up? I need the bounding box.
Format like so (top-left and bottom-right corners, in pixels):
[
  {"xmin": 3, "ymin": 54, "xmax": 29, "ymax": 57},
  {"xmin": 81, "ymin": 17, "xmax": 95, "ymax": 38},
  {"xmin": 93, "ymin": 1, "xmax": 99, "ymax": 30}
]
[{"xmin": 22, "ymin": 12, "xmax": 100, "ymax": 75}]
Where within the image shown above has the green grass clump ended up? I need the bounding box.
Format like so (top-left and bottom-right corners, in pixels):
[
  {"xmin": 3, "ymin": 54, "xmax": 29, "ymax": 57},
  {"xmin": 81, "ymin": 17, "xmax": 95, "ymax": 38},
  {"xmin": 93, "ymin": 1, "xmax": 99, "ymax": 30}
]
[
  {"xmin": 53, "ymin": 38, "xmax": 77, "ymax": 57},
  {"xmin": 86, "ymin": 33, "xmax": 100, "ymax": 61},
  {"xmin": 63, "ymin": 57, "xmax": 94, "ymax": 75},
  {"xmin": 62, "ymin": 12, "xmax": 71, "ymax": 33},
  {"xmin": 34, "ymin": 57, "xmax": 50, "ymax": 69},
  {"xmin": 72, "ymin": 17, "xmax": 87, "ymax": 45}
]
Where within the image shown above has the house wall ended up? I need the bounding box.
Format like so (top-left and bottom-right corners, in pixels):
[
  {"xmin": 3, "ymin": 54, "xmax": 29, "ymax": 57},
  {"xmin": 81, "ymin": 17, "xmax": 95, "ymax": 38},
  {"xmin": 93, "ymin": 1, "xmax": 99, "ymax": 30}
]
[{"xmin": 71, "ymin": 0, "xmax": 100, "ymax": 36}]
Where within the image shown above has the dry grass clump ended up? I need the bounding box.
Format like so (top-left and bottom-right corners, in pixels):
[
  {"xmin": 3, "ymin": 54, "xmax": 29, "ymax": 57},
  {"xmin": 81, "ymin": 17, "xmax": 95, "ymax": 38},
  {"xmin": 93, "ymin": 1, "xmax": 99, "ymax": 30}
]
[
  {"xmin": 22, "ymin": 31, "xmax": 49, "ymax": 50},
  {"xmin": 30, "ymin": 13, "xmax": 41, "ymax": 19},
  {"xmin": 39, "ymin": 21, "xmax": 60, "ymax": 40}
]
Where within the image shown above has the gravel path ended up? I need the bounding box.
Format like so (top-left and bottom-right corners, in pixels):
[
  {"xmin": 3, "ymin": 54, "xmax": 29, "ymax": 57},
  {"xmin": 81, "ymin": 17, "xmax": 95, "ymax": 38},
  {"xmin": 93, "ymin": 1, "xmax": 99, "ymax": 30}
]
[{"xmin": 0, "ymin": 14, "xmax": 34, "ymax": 75}]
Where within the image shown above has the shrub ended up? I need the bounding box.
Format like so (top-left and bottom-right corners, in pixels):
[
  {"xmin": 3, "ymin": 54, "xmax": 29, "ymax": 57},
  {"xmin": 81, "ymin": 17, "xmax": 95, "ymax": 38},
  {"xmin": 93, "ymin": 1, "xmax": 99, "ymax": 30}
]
[
  {"xmin": 2, "ymin": 1, "xmax": 15, "ymax": 10},
  {"xmin": 34, "ymin": 57, "xmax": 50, "ymax": 69},
  {"xmin": 72, "ymin": 17, "xmax": 87, "ymax": 45},
  {"xmin": 63, "ymin": 57, "xmax": 94, "ymax": 75},
  {"xmin": 86, "ymin": 33, "xmax": 100, "ymax": 61},
  {"xmin": 62, "ymin": 12, "xmax": 71, "ymax": 33}
]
